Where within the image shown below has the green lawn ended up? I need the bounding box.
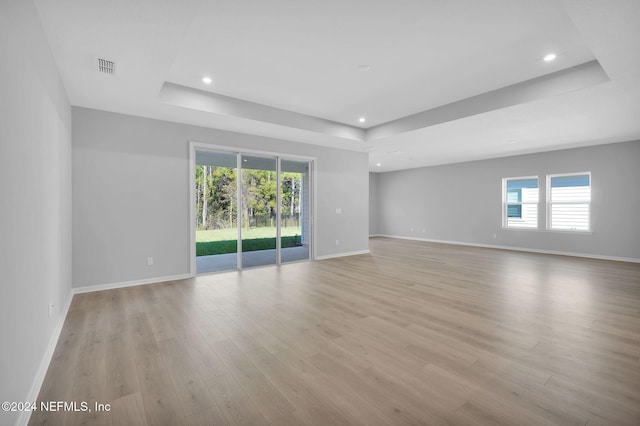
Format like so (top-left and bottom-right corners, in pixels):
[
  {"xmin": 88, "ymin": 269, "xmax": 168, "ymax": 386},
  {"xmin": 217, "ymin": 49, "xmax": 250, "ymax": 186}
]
[{"xmin": 196, "ymin": 227, "xmax": 303, "ymax": 256}]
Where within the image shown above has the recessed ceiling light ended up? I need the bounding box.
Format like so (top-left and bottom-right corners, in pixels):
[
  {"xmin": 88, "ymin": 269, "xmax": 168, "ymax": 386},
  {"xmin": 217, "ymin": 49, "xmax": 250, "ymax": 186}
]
[
  {"xmin": 543, "ymin": 53, "xmax": 557, "ymax": 62},
  {"xmin": 376, "ymin": 163, "xmax": 381, "ymax": 167},
  {"xmin": 358, "ymin": 64, "xmax": 371, "ymax": 71},
  {"xmin": 359, "ymin": 117, "xmax": 366, "ymax": 123},
  {"xmin": 202, "ymin": 76, "xmax": 212, "ymax": 84}
]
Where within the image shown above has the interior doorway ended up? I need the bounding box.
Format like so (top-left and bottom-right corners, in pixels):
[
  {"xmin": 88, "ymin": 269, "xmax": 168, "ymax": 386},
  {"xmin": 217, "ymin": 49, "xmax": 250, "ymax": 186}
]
[{"xmin": 190, "ymin": 144, "xmax": 314, "ymax": 274}]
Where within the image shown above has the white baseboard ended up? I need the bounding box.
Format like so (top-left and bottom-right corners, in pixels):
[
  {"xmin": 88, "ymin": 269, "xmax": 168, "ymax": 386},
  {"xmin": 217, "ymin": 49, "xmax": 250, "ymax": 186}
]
[
  {"xmin": 18, "ymin": 288, "xmax": 74, "ymax": 426},
  {"xmin": 374, "ymin": 234, "xmax": 640, "ymax": 264},
  {"xmin": 73, "ymin": 273, "xmax": 192, "ymax": 294},
  {"xmin": 315, "ymin": 249, "xmax": 370, "ymax": 260}
]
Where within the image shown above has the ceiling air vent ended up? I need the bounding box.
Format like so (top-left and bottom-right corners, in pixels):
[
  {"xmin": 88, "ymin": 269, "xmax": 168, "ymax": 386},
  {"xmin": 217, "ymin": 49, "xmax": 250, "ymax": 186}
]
[{"xmin": 97, "ymin": 58, "xmax": 115, "ymax": 75}]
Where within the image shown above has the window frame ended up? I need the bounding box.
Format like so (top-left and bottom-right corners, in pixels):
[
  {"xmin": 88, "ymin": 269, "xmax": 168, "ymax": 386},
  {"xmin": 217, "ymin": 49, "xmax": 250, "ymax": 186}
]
[
  {"xmin": 546, "ymin": 172, "xmax": 591, "ymax": 232},
  {"xmin": 502, "ymin": 176, "xmax": 539, "ymax": 229}
]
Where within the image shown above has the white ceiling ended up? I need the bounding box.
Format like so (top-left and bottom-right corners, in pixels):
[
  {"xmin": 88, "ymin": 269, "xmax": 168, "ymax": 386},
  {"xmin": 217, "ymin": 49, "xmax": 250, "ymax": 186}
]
[{"xmin": 34, "ymin": 0, "xmax": 640, "ymax": 171}]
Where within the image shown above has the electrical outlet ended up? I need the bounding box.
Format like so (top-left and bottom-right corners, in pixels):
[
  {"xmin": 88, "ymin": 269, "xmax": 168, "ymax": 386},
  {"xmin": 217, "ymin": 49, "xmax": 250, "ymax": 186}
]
[
  {"xmin": 410, "ymin": 227, "xmax": 414, "ymax": 232},
  {"xmin": 335, "ymin": 208, "xmax": 342, "ymax": 214},
  {"xmin": 492, "ymin": 234, "xmax": 497, "ymax": 239},
  {"xmin": 147, "ymin": 257, "xmax": 154, "ymax": 266},
  {"xmin": 422, "ymin": 227, "xmax": 426, "ymax": 233},
  {"xmin": 335, "ymin": 239, "xmax": 340, "ymax": 246}
]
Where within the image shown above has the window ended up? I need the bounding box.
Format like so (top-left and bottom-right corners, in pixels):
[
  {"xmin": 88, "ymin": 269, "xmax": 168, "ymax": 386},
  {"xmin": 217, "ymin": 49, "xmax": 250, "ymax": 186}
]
[
  {"xmin": 547, "ymin": 173, "xmax": 591, "ymax": 231},
  {"xmin": 503, "ymin": 177, "xmax": 538, "ymax": 228}
]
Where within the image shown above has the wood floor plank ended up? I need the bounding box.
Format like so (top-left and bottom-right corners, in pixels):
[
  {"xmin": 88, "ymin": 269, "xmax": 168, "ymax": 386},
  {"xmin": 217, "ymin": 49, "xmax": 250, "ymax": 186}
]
[
  {"xmin": 31, "ymin": 237, "xmax": 640, "ymax": 425},
  {"xmin": 134, "ymin": 351, "xmax": 188, "ymax": 426},
  {"xmin": 307, "ymin": 350, "xmax": 420, "ymax": 425},
  {"xmin": 158, "ymin": 338, "xmax": 218, "ymax": 418},
  {"xmin": 184, "ymin": 403, "xmax": 230, "ymax": 426},
  {"xmin": 66, "ymin": 329, "xmax": 109, "ymax": 426},
  {"xmin": 204, "ymin": 373, "xmax": 270, "ymax": 426},
  {"xmin": 29, "ymin": 310, "xmax": 86, "ymax": 426},
  {"xmin": 211, "ymin": 339, "xmax": 296, "ymax": 422},
  {"xmin": 105, "ymin": 326, "xmax": 139, "ymax": 401},
  {"xmin": 244, "ymin": 347, "xmax": 352, "ymax": 425},
  {"xmin": 107, "ymin": 392, "xmax": 148, "ymax": 426},
  {"xmin": 179, "ymin": 329, "xmax": 229, "ymax": 381}
]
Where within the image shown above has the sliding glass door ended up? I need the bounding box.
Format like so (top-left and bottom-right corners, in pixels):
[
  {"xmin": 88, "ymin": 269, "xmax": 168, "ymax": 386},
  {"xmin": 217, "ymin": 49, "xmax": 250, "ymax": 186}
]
[
  {"xmin": 195, "ymin": 150, "xmax": 238, "ymax": 274},
  {"xmin": 240, "ymin": 155, "xmax": 278, "ymax": 268},
  {"xmin": 192, "ymin": 145, "xmax": 313, "ymax": 274},
  {"xmin": 280, "ymin": 159, "xmax": 311, "ymax": 263}
]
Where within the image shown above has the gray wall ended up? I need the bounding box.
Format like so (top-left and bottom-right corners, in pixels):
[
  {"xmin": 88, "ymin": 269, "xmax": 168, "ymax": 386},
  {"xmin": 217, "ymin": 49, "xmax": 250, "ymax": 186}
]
[
  {"xmin": 377, "ymin": 141, "xmax": 640, "ymax": 260},
  {"xmin": 72, "ymin": 107, "xmax": 369, "ymax": 288},
  {"xmin": 369, "ymin": 172, "xmax": 379, "ymax": 235},
  {"xmin": 0, "ymin": 1, "xmax": 72, "ymax": 424}
]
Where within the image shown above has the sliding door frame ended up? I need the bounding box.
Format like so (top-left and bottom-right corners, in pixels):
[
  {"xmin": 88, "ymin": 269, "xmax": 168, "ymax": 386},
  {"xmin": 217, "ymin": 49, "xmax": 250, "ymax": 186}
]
[
  {"xmin": 236, "ymin": 153, "xmax": 243, "ymax": 270},
  {"xmin": 189, "ymin": 141, "xmax": 316, "ymax": 276}
]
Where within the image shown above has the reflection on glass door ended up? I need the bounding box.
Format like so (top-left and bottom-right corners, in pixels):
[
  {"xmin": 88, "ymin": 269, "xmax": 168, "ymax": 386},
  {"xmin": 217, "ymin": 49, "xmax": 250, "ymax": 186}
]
[
  {"xmin": 280, "ymin": 159, "xmax": 311, "ymax": 263},
  {"xmin": 195, "ymin": 150, "xmax": 238, "ymax": 274},
  {"xmin": 240, "ymin": 155, "xmax": 278, "ymax": 268}
]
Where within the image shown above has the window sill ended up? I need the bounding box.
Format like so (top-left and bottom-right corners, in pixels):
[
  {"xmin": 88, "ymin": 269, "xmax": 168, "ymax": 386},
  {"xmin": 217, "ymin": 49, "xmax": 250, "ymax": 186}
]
[{"xmin": 501, "ymin": 227, "xmax": 592, "ymax": 235}]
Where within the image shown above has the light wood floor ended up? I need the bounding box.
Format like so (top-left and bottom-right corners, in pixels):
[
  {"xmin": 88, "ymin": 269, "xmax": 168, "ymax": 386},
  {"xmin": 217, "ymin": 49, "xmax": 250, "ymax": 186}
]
[{"xmin": 31, "ymin": 237, "xmax": 640, "ymax": 425}]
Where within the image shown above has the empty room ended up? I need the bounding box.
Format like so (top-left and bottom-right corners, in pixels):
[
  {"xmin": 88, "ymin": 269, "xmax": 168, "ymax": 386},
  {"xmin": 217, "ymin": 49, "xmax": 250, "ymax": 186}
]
[{"xmin": 2, "ymin": 0, "xmax": 640, "ymax": 425}]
